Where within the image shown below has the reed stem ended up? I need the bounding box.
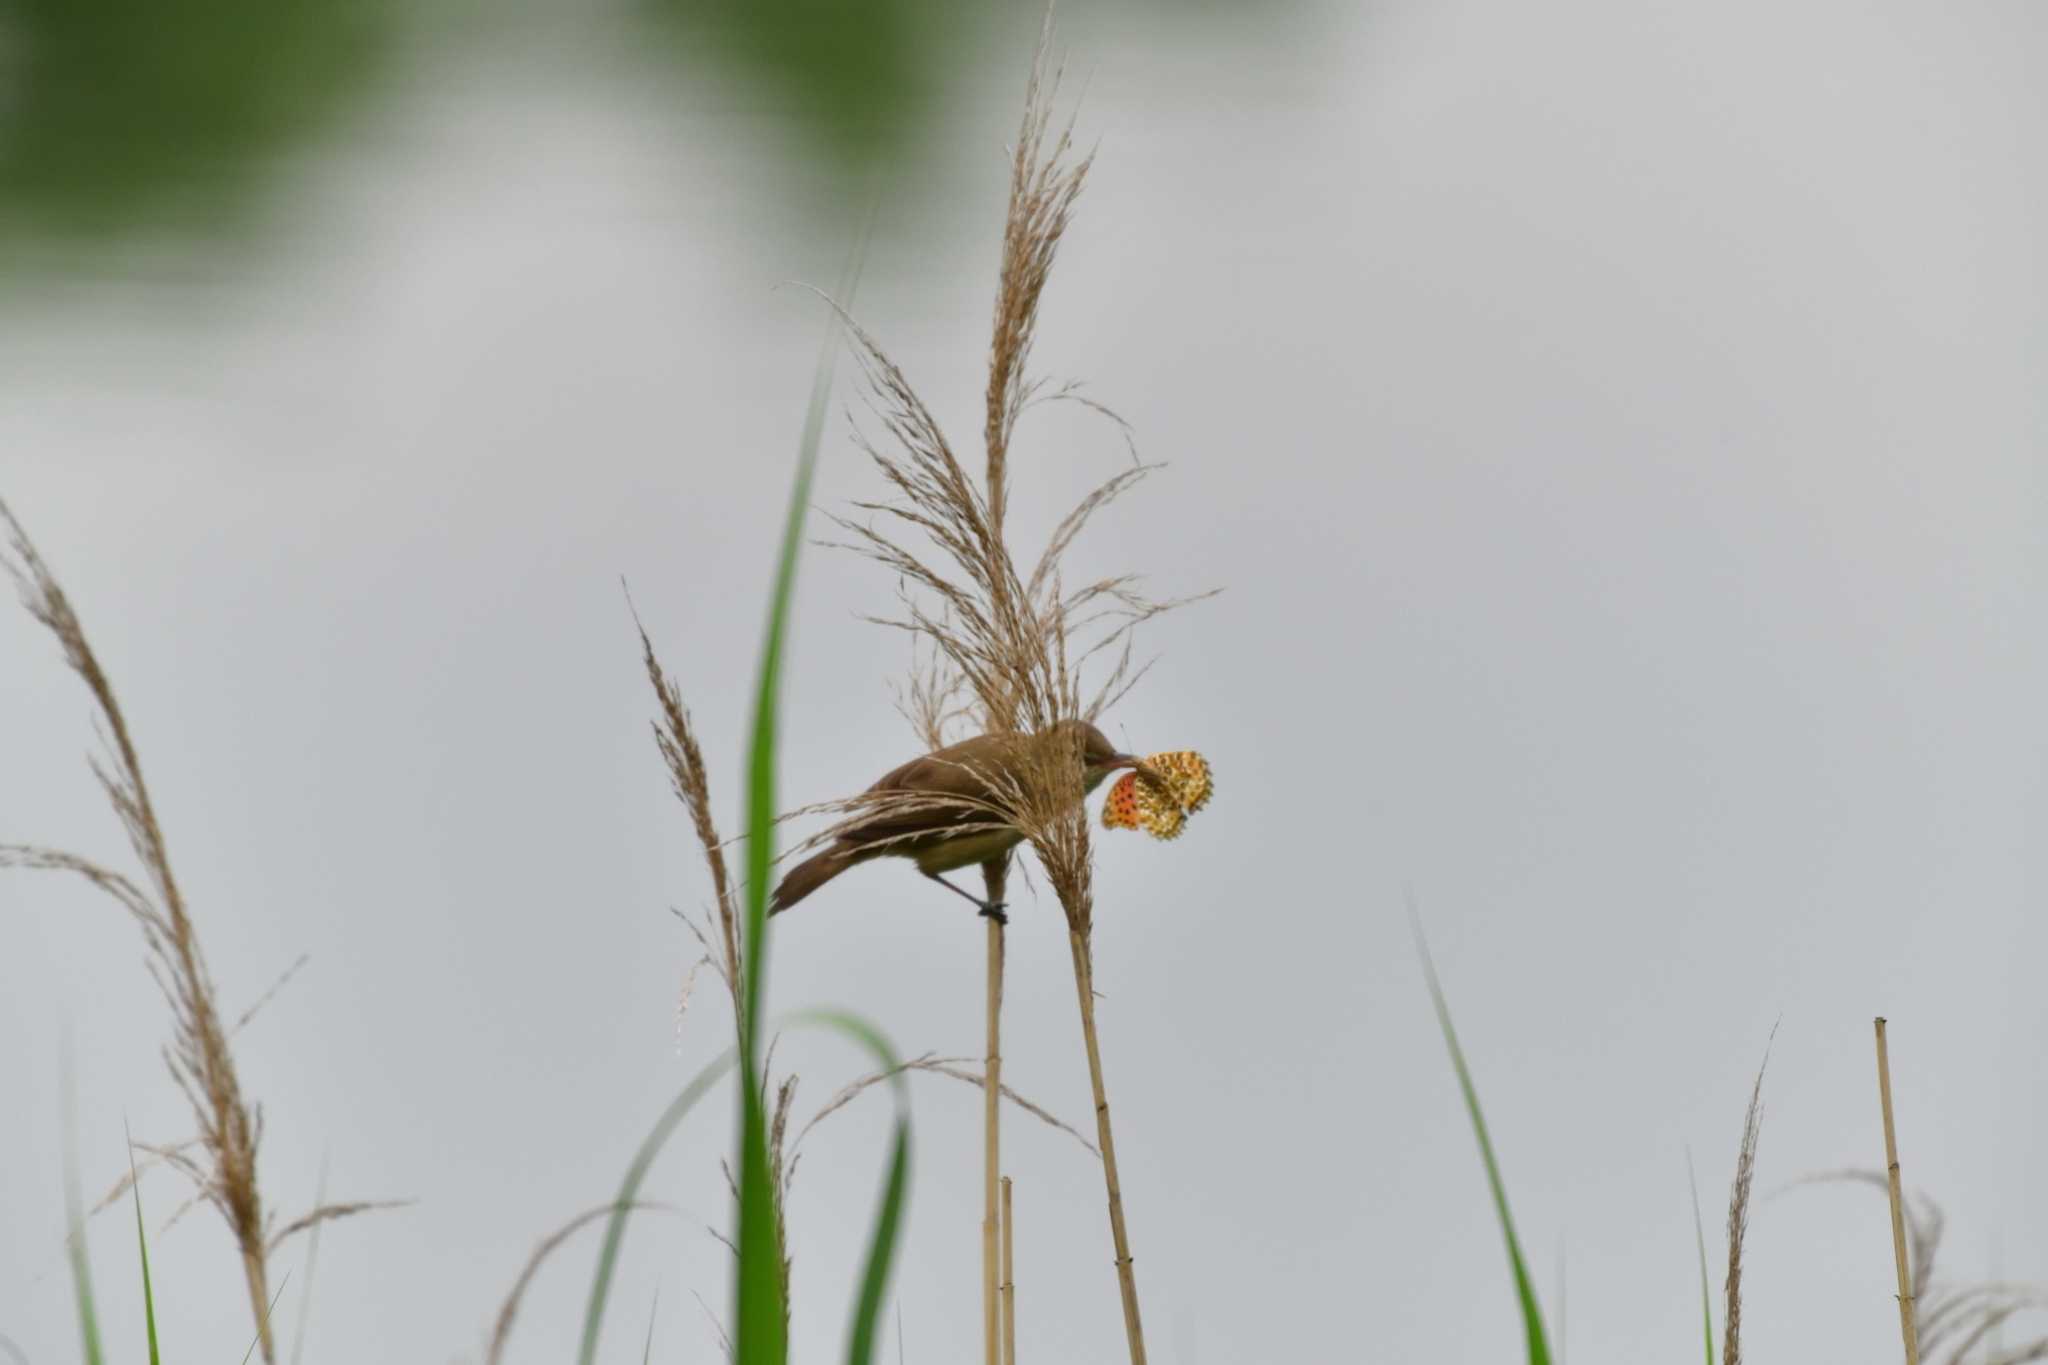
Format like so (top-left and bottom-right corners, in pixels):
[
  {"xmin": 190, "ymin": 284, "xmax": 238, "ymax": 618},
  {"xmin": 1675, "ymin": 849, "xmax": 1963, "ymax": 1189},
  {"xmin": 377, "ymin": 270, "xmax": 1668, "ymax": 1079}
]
[
  {"xmin": 1874, "ymin": 1018, "xmax": 1920, "ymax": 1365},
  {"xmin": 1066, "ymin": 927, "xmax": 1147, "ymax": 1365},
  {"xmin": 982, "ymin": 865, "xmax": 1007, "ymax": 1365},
  {"xmin": 1001, "ymin": 1175, "xmax": 1017, "ymax": 1365}
]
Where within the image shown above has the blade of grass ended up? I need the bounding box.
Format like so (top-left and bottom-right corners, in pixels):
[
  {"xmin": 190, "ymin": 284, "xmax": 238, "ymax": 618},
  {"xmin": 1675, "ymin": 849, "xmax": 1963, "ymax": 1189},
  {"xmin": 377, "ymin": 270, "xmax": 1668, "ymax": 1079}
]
[
  {"xmin": 1412, "ymin": 912, "xmax": 1552, "ymax": 1365},
  {"xmin": 63, "ymin": 1059, "xmax": 105, "ymax": 1365},
  {"xmin": 851, "ymin": 1117, "xmax": 909, "ymax": 1365},
  {"xmin": 1688, "ymin": 1150, "xmax": 1715, "ymax": 1365},
  {"xmin": 1554, "ymin": 1239, "xmax": 1566, "ymax": 1365},
  {"xmin": 733, "ymin": 238, "xmax": 865, "ymax": 1365},
  {"xmin": 124, "ymin": 1125, "xmax": 161, "ymax": 1365},
  {"xmin": 577, "ymin": 1050, "xmax": 737, "ymax": 1365},
  {"xmin": 642, "ymin": 1291, "xmax": 660, "ymax": 1365},
  {"xmin": 788, "ymin": 1010, "xmax": 914, "ymax": 1365}
]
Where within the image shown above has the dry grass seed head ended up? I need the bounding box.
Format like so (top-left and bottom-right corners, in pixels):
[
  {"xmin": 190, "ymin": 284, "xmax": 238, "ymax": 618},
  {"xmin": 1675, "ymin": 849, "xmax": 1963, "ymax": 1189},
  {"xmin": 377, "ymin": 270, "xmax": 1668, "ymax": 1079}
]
[
  {"xmin": 985, "ymin": 18, "xmax": 1094, "ymax": 531},
  {"xmin": 2, "ymin": 498, "xmax": 276, "ymax": 1357},
  {"xmin": 817, "ymin": 19, "xmax": 1197, "ymax": 785},
  {"xmin": 631, "ymin": 592, "xmax": 743, "ymax": 1027},
  {"xmin": 1721, "ymin": 1043, "xmax": 1770, "ymax": 1365},
  {"xmin": 891, "ymin": 632, "xmax": 972, "ymax": 752}
]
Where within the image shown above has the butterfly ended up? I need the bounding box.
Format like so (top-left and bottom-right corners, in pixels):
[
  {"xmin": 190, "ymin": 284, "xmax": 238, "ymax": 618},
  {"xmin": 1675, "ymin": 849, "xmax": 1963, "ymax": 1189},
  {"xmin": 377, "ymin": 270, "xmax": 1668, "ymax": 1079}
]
[{"xmin": 1101, "ymin": 749, "xmax": 1214, "ymax": 841}]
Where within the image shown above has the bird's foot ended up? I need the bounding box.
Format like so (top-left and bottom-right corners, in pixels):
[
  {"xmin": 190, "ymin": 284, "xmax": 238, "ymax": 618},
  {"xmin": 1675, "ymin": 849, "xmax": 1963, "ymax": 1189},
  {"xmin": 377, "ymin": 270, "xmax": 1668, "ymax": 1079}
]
[{"xmin": 978, "ymin": 901, "xmax": 1010, "ymax": 926}]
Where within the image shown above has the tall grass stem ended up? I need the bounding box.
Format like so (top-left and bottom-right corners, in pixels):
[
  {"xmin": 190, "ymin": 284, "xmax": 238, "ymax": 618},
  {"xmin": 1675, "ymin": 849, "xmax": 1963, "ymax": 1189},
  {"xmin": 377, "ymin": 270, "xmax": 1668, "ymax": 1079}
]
[
  {"xmin": 983, "ymin": 907, "xmax": 1006, "ymax": 1365},
  {"xmin": 1067, "ymin": 928, "xmax": 1147, "ymax": 1364},
  {"xmin": 1001, "ymin": 1175, "xmax": 1017, "ymax": 1365},
  {"xmin": 1875, "ymin": 1018, "xmax": 1920, "ymax": 1365}
]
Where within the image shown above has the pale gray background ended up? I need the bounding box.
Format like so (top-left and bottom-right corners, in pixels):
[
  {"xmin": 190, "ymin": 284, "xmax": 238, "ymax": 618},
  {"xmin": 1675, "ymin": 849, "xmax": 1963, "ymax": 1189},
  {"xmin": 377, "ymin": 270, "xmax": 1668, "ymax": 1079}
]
[{"xmin": 3, "ymin": 2, "xmax": 2044, "ymax": 1361}]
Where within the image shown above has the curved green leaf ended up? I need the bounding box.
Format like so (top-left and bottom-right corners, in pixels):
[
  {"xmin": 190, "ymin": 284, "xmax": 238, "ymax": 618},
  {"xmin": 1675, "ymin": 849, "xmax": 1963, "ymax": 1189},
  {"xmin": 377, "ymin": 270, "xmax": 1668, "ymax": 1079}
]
[
  {"xmin": 125, "ymin": 1130, "xmax": 160, "ymax": 1365},
  {"xmin": 1413, "ymin": 918, "xmax": 1552, "ymax": 1365},
  {"xmin": 578, "ymin": 1051, "xmax": 737, "ymax": 1365},
  {"xmin": 1688, "ymin": 1152, "xmax": 1715, "ymax": 1365},
  {"xmin": 732, "ymin": 232, "xmax": 865, "ymax": 1365},
  {"xmin": 787, "ymin": 1010, "xmax": 914, "ymax": 1365},
  {"xmin": 63, "ymin": 1089, "xmax": 104, "ymax": 1365}
]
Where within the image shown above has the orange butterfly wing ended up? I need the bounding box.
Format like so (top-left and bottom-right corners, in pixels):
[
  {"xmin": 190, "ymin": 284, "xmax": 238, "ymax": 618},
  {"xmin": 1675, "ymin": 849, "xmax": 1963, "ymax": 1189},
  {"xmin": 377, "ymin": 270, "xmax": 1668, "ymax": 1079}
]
[
  {"xmin": 1101, "ymin": 749, "xmax": 1214, "ymax": 841},
  {"xmin": 1101, "ymin": 771, "xmax": 1144, "ymax": 830}
]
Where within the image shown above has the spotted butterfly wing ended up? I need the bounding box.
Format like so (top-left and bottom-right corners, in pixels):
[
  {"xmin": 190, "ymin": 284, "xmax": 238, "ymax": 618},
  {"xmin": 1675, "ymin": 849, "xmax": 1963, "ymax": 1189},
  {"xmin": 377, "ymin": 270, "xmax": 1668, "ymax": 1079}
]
[
  {"xmin": 1103, "ymin": 770, "xmax": 1145, "ymax": 831},
  {"xmin": 1101, "ymin": 749, "xmax": 1214, "ymax": 841},
  {"xmin": 1149, "ymin": 751, "xmax": 1213, "ymax": 815}
]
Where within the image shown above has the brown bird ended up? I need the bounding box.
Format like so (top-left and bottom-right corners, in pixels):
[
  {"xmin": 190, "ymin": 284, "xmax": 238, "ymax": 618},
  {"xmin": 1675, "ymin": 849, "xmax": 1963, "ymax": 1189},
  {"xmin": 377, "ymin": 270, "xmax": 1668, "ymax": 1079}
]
[{"xmin": 770, "ymin": 719, "xmax": 1139, "ymax": 921}]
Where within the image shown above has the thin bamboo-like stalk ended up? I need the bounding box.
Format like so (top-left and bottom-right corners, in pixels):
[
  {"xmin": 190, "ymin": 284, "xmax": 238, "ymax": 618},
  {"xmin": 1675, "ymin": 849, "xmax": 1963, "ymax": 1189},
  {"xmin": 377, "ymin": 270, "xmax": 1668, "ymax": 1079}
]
[
  {"xmin": 982, "ymin": 872, "xmax": 1006, "ymax": 1365},
  {"xmin": 815, "ymin": 17, "xmax": 1184, "ymax": 1363},
  {"xmin": 1875, "ymin": 1018, "xmax": 1920, "ymax": 1365},
  {"xmin": 1001, "ymin": 1176, "xmax": 1017, "ymax": 1365},
  {"xmin": 1067, "ymin": 927, "xmax": 1147, "ymax": 1364}
]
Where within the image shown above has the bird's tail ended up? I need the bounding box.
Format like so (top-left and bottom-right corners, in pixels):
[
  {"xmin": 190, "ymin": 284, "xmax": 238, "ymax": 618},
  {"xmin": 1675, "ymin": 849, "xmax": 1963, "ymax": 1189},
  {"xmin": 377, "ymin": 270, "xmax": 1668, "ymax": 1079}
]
[{"xmin": 770, "ymin": 845, "xmax": 854, "ymax": 916}]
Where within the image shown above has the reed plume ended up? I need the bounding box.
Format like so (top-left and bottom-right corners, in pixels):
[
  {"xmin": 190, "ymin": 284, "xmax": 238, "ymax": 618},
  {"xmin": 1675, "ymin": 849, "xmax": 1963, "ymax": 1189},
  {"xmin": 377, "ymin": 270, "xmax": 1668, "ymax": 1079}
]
[
  {"xmin": 634, "ymin": 598, "xmax": 745, "ymax": 1043},
  {"xmin": 632, "ymin": 595, "xmax": 806, "ymax": 1337},
  {"xmin": 969, "ymin": 27, "xmax": 1089, "ymax": 1350},
  {"xmin": 796, "ymin": 20, "xmax": 1201, "ymax": 1362},
  {"xmin": 1, "ymin": 499, "xmax": 277, "ymax": 1358},
  {"xmin": 1721, "ymin": 1041, "xmax": 1770, "ymax": 1365}
]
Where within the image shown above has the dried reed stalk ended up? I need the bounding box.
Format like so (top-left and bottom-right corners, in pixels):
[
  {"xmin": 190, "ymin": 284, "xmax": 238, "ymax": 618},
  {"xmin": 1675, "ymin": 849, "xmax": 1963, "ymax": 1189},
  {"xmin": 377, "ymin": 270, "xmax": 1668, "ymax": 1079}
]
[
  {"xmin": 983, "ymin": 876, "xmax": 1006, "ymax": 1365},
  {"xmin": 808, "ymin": 17, "xmax": 1194, "ymax": 1362},
  {"xmin": 1069, "ymin": 923, "xmax": 1147, "ymax": 1362},
  {"xmin": 637, "ymin": 589, "xmax": 820, "ymax": 1343},
  {"xmin": 1784, "ymin": 1172, "xmax": 2048, "ymax": 1363},
  {"xmin": 1723, "ymin": 1044, "xmax": 1769, "ymax": 1365},
  {"xmin": 1001, "ymin": 1175, "xmax": 1017, "ymax": 1365},
  {"xmin": 1, "ymin": 500, "xmax": 277, "ymax": 1360},
  {"xmin": 633, "ymin": 599, "xmax": 744, "ymax": 1041},
  {"xmin": 972, "ymin": 24, "xmax": 1083, "ymax": 1340},
  {"xmin": 1876, "ymin": 1018, "xmax": 1921, "ymax": 1365}
]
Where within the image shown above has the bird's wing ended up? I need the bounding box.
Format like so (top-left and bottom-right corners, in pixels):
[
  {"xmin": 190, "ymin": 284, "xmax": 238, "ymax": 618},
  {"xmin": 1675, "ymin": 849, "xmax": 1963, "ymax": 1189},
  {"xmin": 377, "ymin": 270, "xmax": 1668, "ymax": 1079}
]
[{"xmin": 840, "ymin": 738, "xmax": 1013, "ymax": 846}]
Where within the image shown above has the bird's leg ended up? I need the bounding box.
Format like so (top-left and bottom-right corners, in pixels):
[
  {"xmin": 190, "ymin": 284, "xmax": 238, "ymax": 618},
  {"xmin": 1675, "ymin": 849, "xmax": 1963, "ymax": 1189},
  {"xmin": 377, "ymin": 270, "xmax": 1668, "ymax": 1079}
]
[{"xmin": 925, "ymin": 870, "xmax": 1008, "ymax": 924}]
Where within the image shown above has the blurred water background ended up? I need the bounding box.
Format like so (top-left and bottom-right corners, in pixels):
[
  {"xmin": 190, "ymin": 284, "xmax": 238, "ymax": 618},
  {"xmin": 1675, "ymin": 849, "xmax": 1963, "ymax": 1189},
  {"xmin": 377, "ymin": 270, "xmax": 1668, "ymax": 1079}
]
[{"xmin": 3, "ymin": 3, "xmax": 2044, "ymax": 1362}]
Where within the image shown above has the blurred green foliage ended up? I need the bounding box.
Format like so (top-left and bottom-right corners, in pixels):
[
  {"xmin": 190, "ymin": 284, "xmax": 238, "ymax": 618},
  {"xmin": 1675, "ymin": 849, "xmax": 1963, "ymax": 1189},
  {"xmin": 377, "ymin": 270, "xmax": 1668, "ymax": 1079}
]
[
  {"xmin": 659, "ymin": 0, "xmax": 978, "ymax": 174},
  {"xmin": 0, "ymin": 0, "xmax": 397, "ymax": 244},
  {"xmin": 0, "ymin": 0, "xmax": 1296, "ymax": 269}
]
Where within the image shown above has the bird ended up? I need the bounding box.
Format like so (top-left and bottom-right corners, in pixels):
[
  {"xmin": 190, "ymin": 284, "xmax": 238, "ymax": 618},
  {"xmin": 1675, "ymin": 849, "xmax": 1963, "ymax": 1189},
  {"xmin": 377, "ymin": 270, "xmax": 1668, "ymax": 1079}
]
[{"xmin": 769, "ymin": 719, "xmax": 1139, "ymax": 921}]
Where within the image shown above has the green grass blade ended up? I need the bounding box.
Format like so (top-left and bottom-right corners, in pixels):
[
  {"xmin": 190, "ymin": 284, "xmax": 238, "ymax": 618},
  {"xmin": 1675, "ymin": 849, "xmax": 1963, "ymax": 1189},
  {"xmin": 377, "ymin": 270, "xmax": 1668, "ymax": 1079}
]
[
  {"xmin": 124, "ymin": 1129, "xmax": 160, "ymax": 1365},
  {"xmin": 847, "ymin": 1130, "xmax": 909, "ymax": 1365},
  {"xmin": 641, "ymin": 1291, "xmax": 660, "ymax": 1365},
  {"xmin": 60, "ymin": 1054, "xmax": 104, "ymax": 1365},
  {"xmin": 1688, "ymin": 1150, "xmax": 1715, "ymax": 1365},
  {"xmin": 788, "ymin": 1010, "xmax": 914, "ymax": 1365},
  {"xmin": 577, "ymin": 1051, "xmax": 737, "ymax": 1365},
  {"xmin": 733, "ymin": 241, "xmax": 864, "ymax": 1365},
  {"xmin": 735, "ymin": 1079, "xmax": 785, "ymax": 1365},
  {"xmin": 1554, "ymin": 1240, "xmax": 1566, "ymax": 1365},
  {"xmin": 1413, "ymin": 918, "xmax": 1552, "ymax": 1365}
]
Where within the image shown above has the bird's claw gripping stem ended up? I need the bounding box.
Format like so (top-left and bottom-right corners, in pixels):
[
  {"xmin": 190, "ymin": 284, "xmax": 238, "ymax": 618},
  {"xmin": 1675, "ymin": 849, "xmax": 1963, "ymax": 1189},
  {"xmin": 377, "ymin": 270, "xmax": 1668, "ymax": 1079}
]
[{"xmin": 978, "ymin": 901, "xmax": 1010, "ymax": 926}]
